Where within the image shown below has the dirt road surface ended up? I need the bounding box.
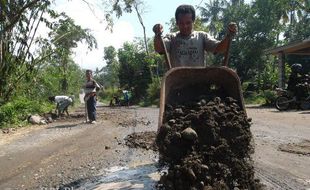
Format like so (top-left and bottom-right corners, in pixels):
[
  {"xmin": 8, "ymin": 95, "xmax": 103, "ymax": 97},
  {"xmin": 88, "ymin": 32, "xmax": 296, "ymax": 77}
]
[{"xmin": 0, "ymin": 105, "xmax": 309, "ymax": 190}]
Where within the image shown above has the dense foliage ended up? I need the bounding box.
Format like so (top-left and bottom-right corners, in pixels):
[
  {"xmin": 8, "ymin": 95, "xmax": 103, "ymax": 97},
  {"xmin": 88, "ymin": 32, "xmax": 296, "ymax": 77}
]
[{"xmin": 0, "ymin": 0, "xmax": 96, "ymax": 127}]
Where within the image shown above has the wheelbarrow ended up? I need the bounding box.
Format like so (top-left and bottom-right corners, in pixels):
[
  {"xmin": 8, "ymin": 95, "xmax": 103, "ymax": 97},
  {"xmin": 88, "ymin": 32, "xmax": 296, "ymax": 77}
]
[
  {"xmin": 157, "ymin": 35, "xmax": 245, "ymax": 129},
  {"xmin": 158, "ymin": 66, "xmax": 246, "ymax": 128}
]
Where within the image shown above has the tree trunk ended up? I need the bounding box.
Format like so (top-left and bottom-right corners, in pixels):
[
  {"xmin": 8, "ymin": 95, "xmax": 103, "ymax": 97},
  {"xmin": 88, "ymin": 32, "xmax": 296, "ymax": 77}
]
[{"xmin": 134, "ymin": 4, "xmax": 149, "ymax": 55}]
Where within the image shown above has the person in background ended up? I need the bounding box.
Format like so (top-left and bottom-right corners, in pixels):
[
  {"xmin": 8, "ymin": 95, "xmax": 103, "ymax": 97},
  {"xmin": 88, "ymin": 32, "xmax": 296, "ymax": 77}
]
[
  {"xmin": 122, "ymin": 89, "xmax": 130, "ymax": 107},
  {"xmin": 153, "ymin": 4, "xmax": 237, "ymax": 68},
  {"xmin": 287, "ymin": 63, "xmax": 309, "ymax": 101},
  {"xmin": 48, "ymin": 95, "xmax": 73, "ymax": 117},
  {"xmin": 84, "ymin": 69, "xmax": 101, "ymax": 124}
]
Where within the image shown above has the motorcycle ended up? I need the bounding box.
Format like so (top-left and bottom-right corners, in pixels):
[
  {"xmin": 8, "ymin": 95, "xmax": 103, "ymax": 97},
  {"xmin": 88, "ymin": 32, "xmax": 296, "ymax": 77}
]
[{"xmin": 275, "ymin": 84, "xmax": 310, "ymax": 111}]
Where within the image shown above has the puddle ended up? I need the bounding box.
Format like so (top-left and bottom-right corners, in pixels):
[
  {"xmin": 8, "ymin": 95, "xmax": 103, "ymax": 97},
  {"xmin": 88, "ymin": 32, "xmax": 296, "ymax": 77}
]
[{"xmin": 79, "ymin": 164, "xmax": 161, "ymax": 190}]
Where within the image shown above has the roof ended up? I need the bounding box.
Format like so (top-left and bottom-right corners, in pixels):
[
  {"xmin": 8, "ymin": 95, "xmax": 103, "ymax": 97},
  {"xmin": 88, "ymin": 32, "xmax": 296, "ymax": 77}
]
[{"xmin": 265, "ymin": 38, "xmax": 310, "ymax": 55}]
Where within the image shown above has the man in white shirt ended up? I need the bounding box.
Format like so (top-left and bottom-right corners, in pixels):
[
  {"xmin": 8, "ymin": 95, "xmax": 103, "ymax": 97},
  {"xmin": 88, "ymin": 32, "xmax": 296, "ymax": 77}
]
[{"xmin": 48, "ymin": 95, "xmax": 73, "ymax": 117}]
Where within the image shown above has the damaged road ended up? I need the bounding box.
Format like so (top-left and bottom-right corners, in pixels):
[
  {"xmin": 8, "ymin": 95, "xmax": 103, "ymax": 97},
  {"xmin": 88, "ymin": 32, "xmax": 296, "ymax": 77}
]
[{"xmin": 0, "ymin": 105, "xmax": 309, "ymax": 189}]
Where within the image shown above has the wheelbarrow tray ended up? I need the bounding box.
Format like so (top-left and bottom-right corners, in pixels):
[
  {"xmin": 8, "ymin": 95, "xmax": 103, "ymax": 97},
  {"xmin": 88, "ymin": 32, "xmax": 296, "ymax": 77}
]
[{"xmin": 158, "ymin": 66, "xmax": 245, "ymax": 128}]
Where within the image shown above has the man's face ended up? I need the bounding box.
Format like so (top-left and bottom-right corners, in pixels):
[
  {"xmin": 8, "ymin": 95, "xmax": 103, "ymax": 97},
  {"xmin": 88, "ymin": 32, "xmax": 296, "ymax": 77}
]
[
  {"xmin": 176, "ymin": 13, "xmax": 193, "ymax": 36},
  {"xmin": 86, "ymin": 71, "xmax": 92, "ymax": 80}
]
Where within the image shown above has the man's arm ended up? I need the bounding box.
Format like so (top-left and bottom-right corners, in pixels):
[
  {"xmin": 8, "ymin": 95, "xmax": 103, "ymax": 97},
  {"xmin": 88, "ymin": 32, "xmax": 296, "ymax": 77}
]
[
  {"xmin": 214, "ymin": 35, "xmax": 232, "ymax": 53},
  {"xmin": 214, "ymin": 22, "xmax": 237, "ymax": 54},
  {"xmin": 55, "ymin": 102, "xmax": 59, "ymax": 113},
  {"xmin": 93, "ymin": 80, "xmax": 102, "ymax": 91},
  {"xmin": 153, "ymin": 24, "xmax": 165, "ymax": 54}
]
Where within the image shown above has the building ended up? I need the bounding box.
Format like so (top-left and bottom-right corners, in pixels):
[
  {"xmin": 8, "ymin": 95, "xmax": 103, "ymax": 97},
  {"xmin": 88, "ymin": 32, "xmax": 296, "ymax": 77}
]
[{"xmin": 265, "ymin": 38, "xmax": 310, "ymax": 88}]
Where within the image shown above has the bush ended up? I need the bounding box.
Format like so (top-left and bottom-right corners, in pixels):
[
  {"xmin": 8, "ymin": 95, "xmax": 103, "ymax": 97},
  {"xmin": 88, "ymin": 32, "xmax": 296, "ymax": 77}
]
[
  {"xmin": 244, "ymin": 91, "xmax": 266, "ymax": 105},
  {"xmin": 98, "ymin": 87, "xmax": 115, "ymax": 102},
  {"xmin": 261, "ymin": 90, "xmax": 277, "ymax": 106},
  {"xmin": 143, "ymin": 77, "xmax": 161, "ymax": 106},
  {"xmin": 243, "ymin": 90, "xmax": 277, "ymax": 107},
  {"xmin": 0, "ymin": 97, "xmax": 53, "ymax": 128}
]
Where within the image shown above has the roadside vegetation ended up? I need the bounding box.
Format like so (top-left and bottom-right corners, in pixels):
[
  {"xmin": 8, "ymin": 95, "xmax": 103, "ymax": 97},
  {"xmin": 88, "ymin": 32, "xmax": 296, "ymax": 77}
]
[{"xmin": 1, "ymin": 0, "xmax": 309, "ymax": 128}]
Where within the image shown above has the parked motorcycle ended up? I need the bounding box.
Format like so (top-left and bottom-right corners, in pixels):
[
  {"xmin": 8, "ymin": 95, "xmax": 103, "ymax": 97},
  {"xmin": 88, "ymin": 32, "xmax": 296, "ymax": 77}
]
[{"xmin": 275, "ymin": 85, "xmax": 310, "ymax": 111}]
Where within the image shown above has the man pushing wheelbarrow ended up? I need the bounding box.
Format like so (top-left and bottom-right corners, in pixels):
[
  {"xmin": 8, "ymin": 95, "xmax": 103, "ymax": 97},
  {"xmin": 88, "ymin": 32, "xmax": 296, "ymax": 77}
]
[
  {"xmin": 153, "ymin": 5, "xmax": 256, "ymax": 190},
  {"xmin": 152, "ymin": 4, "xmax": 243, "ymax": 128}
]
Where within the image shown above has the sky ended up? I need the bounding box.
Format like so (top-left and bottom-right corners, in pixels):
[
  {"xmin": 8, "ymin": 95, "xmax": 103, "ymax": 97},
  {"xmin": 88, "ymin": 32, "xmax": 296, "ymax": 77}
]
[{"xmin": 50, "ymin": 0, "xmax": 206, "ymax": 70}]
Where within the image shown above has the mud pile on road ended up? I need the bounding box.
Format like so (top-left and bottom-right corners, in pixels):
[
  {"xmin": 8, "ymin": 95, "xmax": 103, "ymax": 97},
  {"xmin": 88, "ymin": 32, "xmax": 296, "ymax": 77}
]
[
  {"xmin": 124, "ymin": 131, "xmax": 158, "ymax": 151},
  {"xmin": 156, "ymin": 95, "xmax": 260, "ymax": 189}
]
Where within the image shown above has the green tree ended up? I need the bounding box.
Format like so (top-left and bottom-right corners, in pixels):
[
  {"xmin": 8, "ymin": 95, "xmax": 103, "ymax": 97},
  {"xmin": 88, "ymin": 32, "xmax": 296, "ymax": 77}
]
[
  {"xmin": 200, "ymin": 0, "xmax": 227, "ymax": 37},
  {"xmin": 47, "ymin": 14, "xmax": 97, "ymax": 94},
  {"xmin": 0, "ymin": 0, "xmax": 52, "ymax": 103},
  {"xmin": 101, "ymin": 46, "xmax": 120, "ymax": 92},
  {"xmin": 117, "ymin": 42, "xmax": 152, "ymax": 102},
  {"xmin": 100, "ymin": 0, "xmax": 150, "ymax": 53},
  {"xmin": 34, "ymin": 59, "xmax": 85, "ymax": 99},
  {"xmin": 282, "ymin": 0, "xmax": 310, "ymax": 42},
  {"xmin": 132, "ymin": 0, "xmax": 149, "ymax": 54}
]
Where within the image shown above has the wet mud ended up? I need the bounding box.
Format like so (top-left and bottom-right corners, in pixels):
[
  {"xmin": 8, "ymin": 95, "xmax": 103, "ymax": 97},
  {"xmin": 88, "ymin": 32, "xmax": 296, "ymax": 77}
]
[
  {"xmin": 124, "ymin": 131, "xmax": 158, "ymax": 151},
  {"xmin": 156, "ymin": 94, "xmax": 262, "ymax": 190}
]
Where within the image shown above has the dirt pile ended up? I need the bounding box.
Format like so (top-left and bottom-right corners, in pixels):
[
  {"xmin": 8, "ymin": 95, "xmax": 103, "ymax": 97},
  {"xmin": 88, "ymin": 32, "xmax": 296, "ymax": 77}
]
[
  {"xmin": 124, "ymin": 131, "xmax": 158, "ymax": 151},
  {"xmin": 156, "ymin": 96, "xmax": 260, "ymax": 190},
  {"xmin": 279, "ymin": 140, "xmax": 310, "ymax": 155}
]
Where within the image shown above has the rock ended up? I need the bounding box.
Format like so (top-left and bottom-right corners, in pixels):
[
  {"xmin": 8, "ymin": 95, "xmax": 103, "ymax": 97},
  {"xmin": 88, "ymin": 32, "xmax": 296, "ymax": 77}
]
[
  {"xmin": 174, "ymin": 108, "xmax": 184, "ymax": 115},
  {"xmin": 168, "ymin": 119, "xmax": 176, "ymax": 125},
  {"xmin": 200, "ymin": 99, "xmax": 207, "ymax": 106},
  {"xmin": 161, "ymin": 124, "xmax": 171, "ymax": 133},
  {"xmin": 46, "ymin": 117, "xmax": 53, "ymax": 123},
  {"xmin": 28, "ymin": 115, "xmax": 46, "ymax": 125},
  {"xmin": 181, "ymin": 127, "xmax": 198, "ymax": 141},
  {"xmin": 185, "ymin": 168, "xmax": 196, "ymax": 182},
  {"xmin": 39, "ymin": 120, "xmax": 47, "ymax": 125}
]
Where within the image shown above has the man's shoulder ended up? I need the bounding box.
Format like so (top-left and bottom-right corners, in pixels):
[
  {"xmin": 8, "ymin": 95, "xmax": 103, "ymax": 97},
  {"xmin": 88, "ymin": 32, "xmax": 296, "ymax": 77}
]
[
  {"xmin": 86, "ymin": 79, "xmax": 95, "ymax": 83},
  {"xmin": 85, "ymin": 79, "xmax": 95, "ymax": 86},
  {"xmin": 193, "ymin": 30, "xmax": 207, "ymax": 34},
  {"xmin": 165, "ymin": 32, "xmax": 178, "ymax": 39},
  {"xmin": 192, "ymin": 31, "xmax": 210, "ymax": 37},
  {"xmin": 181, "ymin": 31, "xmax": 209, "ymax": 39}
]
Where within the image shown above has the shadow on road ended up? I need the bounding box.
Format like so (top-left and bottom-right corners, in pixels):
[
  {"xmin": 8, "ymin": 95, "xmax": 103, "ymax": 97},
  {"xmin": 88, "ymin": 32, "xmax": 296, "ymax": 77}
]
[{"xmin": 47, "ymin": 124, "xmax": 79, "ymax": 129}]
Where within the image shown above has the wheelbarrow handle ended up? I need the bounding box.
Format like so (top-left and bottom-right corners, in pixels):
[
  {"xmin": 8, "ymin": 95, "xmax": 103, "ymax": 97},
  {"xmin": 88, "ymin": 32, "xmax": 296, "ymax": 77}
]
[
  {"xmin": 159, "ymin": 35, "xmax": 172, "ymax": 69},
  {"xmin": 222, "ymin": 35, "xmax": 232, "ymax": 67}
]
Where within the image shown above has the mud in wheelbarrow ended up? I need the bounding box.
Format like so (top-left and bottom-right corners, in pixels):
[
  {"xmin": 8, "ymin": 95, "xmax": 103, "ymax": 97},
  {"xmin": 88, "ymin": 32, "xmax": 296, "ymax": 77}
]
[{"xmin": 158, "ymin": 66, "xmax": 245, "ymax": 128}]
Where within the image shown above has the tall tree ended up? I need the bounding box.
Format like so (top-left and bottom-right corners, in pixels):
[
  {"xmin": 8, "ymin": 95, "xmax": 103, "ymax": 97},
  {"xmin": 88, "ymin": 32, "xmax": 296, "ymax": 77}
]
[
  {"xmin": 200, "ymin": 0, "xmax": 228, "ymax": 37},
  {"xmin": 132, "ymin": 0, "xmax": 149, "ymax": 54},
  {"xmin": 0, "ymin": 0, "xmax": 51, "ymax": 103},
  {"xmin": 102, "ymin": 46, "xmax": 119, "ymax": 91},
  {"xmin": 101, "ymin": 0, "xmax": 149, "ymax": 53},
  {"xmin": 117, "ymin": 42, "xmax": 151, "ymax": 102},
  {"xmin": 199, "ymin": 0, "xmax": 309, "ymax": 86},
  {"xmin": 47, "ymin": 14, "xmax": 97, "ymax": 94},
  {"xmin": 280, "ymin": 0, "xmax": 310, "ymax": 42}
]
